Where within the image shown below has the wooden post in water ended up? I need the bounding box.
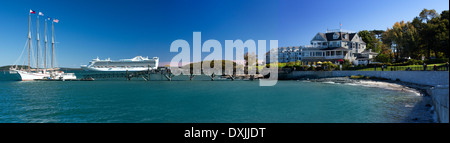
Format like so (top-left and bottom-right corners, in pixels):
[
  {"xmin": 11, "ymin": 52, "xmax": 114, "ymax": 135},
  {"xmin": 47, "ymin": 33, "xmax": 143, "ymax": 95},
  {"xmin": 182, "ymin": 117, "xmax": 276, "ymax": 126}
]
[
  {"xmin": 210, "ymin": 73, "xmax": 215, "ymax": 81},
  {"xmin": 189, "ymin": 73, "xmax": 195, "ymax": 81},
  {"xmin": 126, "ymin": 70, "xmax": 130, "ymax": 81},
  {"xmin": 147, "ymin": 65, "xmax": 150, "ymax": 81}
]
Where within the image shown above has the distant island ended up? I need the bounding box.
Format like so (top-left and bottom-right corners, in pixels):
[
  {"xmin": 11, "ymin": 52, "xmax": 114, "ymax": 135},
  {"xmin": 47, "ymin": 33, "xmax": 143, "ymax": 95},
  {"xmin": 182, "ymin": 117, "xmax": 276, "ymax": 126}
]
[{"xmin": 0, "ymin": 65, "xmax": 82, "ymax": 71}]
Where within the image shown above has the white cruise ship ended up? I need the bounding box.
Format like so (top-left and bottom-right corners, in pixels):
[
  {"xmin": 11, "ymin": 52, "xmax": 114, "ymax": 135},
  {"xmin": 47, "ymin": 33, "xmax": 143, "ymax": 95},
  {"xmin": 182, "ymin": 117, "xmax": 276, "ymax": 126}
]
[{"xmin": 81, "ymin": 56, "xmax": 159, "ymax": 71}]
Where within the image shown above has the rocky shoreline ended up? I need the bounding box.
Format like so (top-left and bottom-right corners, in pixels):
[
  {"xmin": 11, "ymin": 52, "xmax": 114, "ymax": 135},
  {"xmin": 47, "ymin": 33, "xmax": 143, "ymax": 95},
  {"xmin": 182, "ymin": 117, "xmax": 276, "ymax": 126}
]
[{"xmin": 304, "ymin": 77, "xmax": 437, "ymax": 123}]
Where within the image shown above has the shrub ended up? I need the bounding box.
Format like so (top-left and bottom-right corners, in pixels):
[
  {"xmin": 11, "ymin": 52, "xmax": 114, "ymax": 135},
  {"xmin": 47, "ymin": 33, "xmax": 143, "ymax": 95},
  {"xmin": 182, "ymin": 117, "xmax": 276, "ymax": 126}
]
[
  {"xmin": 342, "ymin": 59, "xmax": 352, "ymax": 69},
  {"xmin": 286, "ymin": 62, "xmax": 296, "ymax": 68},
  {"xmin": 424, "ymin": 58, "xmax": 449, "ymax": 64},
  {"xmin": 322, "ymin": 62, "xmax": 337, "ymax": 71},
  {"xmin": 315, "ymin": 67, "xmax": 324, "ymax": 71},
  {"xmin": 367, "ymin": 63, "xmax": 383, "ymax": 67},
  {"xmin": 350, "ymin": 75, "xmax": 364, "ymax": 79},
  {"xmin": 301, "ymin": 65, "xmax": 309, "ymax": 71},
  {"xmin": 407, "ymin": 59, "xmax": 423, "ymax": 65}
]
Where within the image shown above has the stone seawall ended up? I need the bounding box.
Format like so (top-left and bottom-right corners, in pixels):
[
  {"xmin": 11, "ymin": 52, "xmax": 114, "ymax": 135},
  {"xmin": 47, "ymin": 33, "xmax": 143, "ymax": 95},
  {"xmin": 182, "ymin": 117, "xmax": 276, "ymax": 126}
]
[
  {"xmin": 282, "ymin": 71, "xmax": 449, "ymax": 123},
  {"xmin": 429, "ymin": 85, "xmax": 449, "ymax": 123}
]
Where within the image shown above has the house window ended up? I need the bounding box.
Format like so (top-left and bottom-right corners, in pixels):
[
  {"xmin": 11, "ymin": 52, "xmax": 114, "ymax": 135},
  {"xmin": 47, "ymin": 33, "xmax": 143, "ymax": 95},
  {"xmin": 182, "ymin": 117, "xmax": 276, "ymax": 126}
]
[{"xmin": 333, "ymin": 33, "xmax": 339, "ymax": 39}]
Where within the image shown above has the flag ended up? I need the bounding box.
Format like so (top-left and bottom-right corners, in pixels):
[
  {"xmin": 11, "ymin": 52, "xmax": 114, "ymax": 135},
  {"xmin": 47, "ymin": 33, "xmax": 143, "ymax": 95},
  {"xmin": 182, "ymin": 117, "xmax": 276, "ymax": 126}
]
[
  {"xmin": 47, "ymin": 17, "xmax": 52, "ymax": 21},
  {"xmin": 53, "ymin": 19, "xmax": 59, "ymax": 23},
  {"xmin": 29, "ymin": 9, "xmax": 36, "ymax": 14},
  {"xmin": 39, "ymin": 12, "xmax": 44, "ymax": 16}
]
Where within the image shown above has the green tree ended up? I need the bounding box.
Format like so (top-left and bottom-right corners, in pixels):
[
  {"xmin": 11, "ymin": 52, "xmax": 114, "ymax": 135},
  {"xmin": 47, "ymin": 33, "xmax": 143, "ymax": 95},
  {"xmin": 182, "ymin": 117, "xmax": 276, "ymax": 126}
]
[
  {"xmin": 358, "ymin": 30, "xmax": 384, "ymax": 53},
  {"xmin": 419, "ymin": 9, "xmax": 438, "ymax": 22},
  {"xmin": 375, "ymin": 53, "xmax": 391, "ymax": 63},
  {"xmin": 358, "ymin": 30, "xmax": 374, "ymax": 50},
  {"xmin": 433, "ymin": 10, "xmax": 449, "ymax": 57},
  {"xmin": 383, "ymin": 9, "xmax": 449, "ymax": 61}
]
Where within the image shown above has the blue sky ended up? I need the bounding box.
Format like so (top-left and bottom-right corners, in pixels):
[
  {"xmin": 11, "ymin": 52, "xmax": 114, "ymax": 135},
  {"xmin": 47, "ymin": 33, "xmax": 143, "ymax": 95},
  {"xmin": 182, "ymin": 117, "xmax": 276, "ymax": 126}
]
[{"xmin": 0, "ymin": 0, "xmax": 448, "ymax": 67}]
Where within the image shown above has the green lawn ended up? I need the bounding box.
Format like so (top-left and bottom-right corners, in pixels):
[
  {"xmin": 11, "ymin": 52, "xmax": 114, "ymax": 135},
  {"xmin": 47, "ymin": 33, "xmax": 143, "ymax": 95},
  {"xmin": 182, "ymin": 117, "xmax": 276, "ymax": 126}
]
[
  {"xmin": 353, "ymin": 63, "xmax": 447, "ymax": 71},
  {"xmin": 256, "ymin": 63, "xmax": 448, "ymax": 71}
]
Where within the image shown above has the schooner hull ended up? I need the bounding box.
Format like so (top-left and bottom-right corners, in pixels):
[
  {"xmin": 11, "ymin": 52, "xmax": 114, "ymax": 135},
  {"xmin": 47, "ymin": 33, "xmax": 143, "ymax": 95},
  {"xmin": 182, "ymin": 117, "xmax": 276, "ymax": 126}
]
[
  {"xmin": 17, "ymin": 71, "xmax": 49, "ymax": 81},
  {"xmin": 14, "ymin": 70, "xmax": 77, "ymax": 81}
]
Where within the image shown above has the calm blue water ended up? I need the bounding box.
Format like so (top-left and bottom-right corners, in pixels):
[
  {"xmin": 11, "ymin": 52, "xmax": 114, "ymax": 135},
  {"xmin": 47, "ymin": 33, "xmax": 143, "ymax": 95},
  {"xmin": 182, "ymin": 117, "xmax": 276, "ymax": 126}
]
[{"xmin": 0, "ymin": 72, "xmax": 424, "ymax": 123}]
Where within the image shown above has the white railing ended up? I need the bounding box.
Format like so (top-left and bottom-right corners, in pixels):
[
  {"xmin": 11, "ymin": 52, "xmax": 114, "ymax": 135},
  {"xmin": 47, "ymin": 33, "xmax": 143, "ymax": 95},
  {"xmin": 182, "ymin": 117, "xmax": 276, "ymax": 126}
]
[
  {"xmin": 326, "ymin": 29, "xmax": 355, "ymax": 33},
  {"xmin": 302, "ymin": 55, "xmax": 344, "ymax": 58},
  {"xmin": 302, "ymin": 45, "xmax": 328, "ymax": 48}
]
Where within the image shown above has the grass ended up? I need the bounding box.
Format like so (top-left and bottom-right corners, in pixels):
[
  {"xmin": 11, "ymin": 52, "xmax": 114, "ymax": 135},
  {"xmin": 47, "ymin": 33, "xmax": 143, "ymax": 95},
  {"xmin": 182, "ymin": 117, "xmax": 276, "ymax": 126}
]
[
  {"xmin": 353, "ymin": 63, "xmax": 447, "ymax": 71},
  {"xmin": 254, "ymin": 63, "xmax": 448, "ymax": 71}
]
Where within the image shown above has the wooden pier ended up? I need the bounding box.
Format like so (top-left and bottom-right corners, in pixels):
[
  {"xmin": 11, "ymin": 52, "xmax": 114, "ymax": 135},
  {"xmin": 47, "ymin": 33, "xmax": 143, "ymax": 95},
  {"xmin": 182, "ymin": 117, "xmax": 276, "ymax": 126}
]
[
  {"xmin": 34, "ymin": 78, "xmax": 94, "ymax": 81},
  {"xmin": 81, "ymin": 69, "xmax": 263, "ymax": 81}
]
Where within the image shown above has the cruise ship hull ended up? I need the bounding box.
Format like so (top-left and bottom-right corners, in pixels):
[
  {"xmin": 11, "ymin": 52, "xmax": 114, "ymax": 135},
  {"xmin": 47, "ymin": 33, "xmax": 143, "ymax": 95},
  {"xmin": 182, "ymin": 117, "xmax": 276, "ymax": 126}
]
[
  {"xmin": 81, "ymin": 66, "xmax": 156, "ymax": 72},
  {"xmin": 81, "ymin": 56, "xmax": 159, "ymax": 72}
]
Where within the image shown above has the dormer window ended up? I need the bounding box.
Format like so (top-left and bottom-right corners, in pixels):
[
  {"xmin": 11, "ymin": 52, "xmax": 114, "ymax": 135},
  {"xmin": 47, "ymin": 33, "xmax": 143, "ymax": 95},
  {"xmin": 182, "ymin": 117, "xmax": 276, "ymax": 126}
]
[
  {"xmin": 333, "ymin": 33, "xmax": 339, "ymax": 39},
  {"xmin": 316, "ymin": 35, "xmax": 321, "ymax": 39}
]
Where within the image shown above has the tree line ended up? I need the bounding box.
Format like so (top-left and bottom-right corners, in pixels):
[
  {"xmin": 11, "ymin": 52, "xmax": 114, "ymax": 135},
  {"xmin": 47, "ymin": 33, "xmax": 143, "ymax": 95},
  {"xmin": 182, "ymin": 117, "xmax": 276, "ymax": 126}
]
[{"xmin": 359, "ymin": 9, "xmax": 449, "ymax": 63}]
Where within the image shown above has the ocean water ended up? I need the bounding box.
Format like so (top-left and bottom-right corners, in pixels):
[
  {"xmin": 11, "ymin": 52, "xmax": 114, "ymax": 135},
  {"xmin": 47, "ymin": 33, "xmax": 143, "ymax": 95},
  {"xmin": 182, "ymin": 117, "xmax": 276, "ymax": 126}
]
[{"xmin": 0, "ymin": 72, "xmax": 427, "ymax": 123}]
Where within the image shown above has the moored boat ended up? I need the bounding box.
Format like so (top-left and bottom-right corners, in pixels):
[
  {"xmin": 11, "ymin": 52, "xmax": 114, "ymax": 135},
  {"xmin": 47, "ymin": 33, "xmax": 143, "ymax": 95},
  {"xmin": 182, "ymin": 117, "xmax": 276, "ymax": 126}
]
[
  {"xmin": 9, "ymin": 9, "xmax": 76, "ymax": 81},
  {"xmin": 81, "ymin": 56, "xmax": 159, "ymax": 72}
]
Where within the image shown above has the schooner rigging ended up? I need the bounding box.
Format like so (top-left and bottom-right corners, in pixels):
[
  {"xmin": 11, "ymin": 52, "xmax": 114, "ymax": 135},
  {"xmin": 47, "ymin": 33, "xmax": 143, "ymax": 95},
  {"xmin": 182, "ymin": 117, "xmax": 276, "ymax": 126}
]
[{"xmin": 10, "ymin": 9, "xmax": 76, "ymax": 81}]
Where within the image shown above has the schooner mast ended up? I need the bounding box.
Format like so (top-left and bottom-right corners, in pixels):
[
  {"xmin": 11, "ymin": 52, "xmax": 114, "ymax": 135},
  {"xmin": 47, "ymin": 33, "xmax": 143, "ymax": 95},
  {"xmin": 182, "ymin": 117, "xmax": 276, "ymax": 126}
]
[
  {"xmin": 44, "ymin": 16, "xmax": 47, "ymax": 71},
  {"xmin": 28, "ymin": 10, "xmax": 33, "ymax": 71},
  {"xmin": 13, "ymin": 10, "xmax": 77, "ymax": 81},
  {"xmin": 51, "ymin": 19, "xmax": 54, "ymax": 69},
  {"xmin": 51, "ymin": 18, "xmax": 58, "ymax": 69},
  {"xmin": 36, "ymin": 12, "xmax": 40, "ymax": 72},
  {"xmin": 26, "ymin": 10, "xmax": 58, "ymax": 71}
]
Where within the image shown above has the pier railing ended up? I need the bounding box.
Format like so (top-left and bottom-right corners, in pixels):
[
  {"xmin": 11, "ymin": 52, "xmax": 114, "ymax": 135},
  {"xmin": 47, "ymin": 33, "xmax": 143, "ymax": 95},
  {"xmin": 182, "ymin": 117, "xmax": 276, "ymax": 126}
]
[
  {"xmin": 343, "ymin": 65, "xmax": 449, "ymax": 71},
  {"xmin": 279, "ymin": 64, "xmax": 449, "ymax": 72}
]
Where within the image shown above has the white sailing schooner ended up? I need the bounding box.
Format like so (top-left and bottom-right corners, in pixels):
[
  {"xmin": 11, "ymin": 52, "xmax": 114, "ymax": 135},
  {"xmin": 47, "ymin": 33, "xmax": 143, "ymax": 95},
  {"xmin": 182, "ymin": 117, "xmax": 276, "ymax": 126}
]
[{"xmin": 9, "ymin": 9, "xmax": 76, "ymax": 81}]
